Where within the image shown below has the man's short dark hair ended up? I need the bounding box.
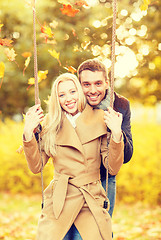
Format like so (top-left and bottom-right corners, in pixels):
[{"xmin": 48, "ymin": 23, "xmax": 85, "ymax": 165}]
[{"xmin": 77, "ymin": 59, "xmax": 108, "ymax": 82}]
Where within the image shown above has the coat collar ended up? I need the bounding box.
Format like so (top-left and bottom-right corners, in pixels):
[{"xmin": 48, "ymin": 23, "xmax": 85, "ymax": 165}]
[{"xmin": 55, "ymin": 104, "xmax": 107, "ymax": 153}]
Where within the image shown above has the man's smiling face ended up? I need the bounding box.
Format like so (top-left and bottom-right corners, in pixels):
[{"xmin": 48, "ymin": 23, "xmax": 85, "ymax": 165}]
[{"xmin": 80, "ymin": 70, "xmax": 109, "ymax": 106}]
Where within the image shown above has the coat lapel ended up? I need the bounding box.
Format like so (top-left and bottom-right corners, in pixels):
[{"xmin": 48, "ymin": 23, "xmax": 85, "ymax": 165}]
[
  {"xmin": 75, "ymin": 104, "xmax": 107, "ymax": 144},
  {"xmin": 55, "ymin": 104, "xmax": 107, "ymax": 153},
  {"xmin": 55, "ymin": 115, "xmax": 85, "ymax": 154}
]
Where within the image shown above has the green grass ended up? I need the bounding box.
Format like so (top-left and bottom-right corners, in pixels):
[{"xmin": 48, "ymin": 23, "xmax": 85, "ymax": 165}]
[{"xmin": 0, "ymin": 193, "xmax": 161, "ymax": 240}]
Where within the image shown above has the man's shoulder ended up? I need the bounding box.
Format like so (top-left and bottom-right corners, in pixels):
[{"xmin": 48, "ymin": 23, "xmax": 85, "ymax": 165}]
[{"xmin": 114, "ymin": 92, "xmax": 130, "ymax": 111}]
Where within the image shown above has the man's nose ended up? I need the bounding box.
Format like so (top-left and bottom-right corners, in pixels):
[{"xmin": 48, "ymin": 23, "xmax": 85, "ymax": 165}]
[{"xmin": 90, "ymin": 85, "xmax": 97, "ymax": 94}]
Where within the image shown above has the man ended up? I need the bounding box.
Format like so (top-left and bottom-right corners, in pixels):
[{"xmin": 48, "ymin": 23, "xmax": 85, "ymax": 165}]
[
  {"xmin": 77, "ymin": 58, "xmax": 133, "ymax": 217},
  {"xmin": 64, "ymin": 59, "xmax": 133, "ymax": 240}
]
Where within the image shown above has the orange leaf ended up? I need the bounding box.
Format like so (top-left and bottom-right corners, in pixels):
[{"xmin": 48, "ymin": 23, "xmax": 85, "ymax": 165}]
[
  {"xmin": 64, "ymin": 65, "xmax": 77, "ymax": 74},
  {"xmin": 60, "ymin": 4, "xmax": 80, "ymax": 17},
  {"xmin": 0, "ymin": 38, "xmax": 13, "ymax": 47},
  {"xmin": 4, "ymin": 48, "xmax": 17, "ymax": 61},
  {"xmin": 75, "ymin": 0, "xmax": 88, "ymax": 7},
  {"xmin": 22, "ymin": 52, "xmax": 32, "ymax": 58}
]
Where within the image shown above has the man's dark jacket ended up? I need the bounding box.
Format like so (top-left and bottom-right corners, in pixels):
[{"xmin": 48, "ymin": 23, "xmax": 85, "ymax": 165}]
[{"xmin": 100, "ymin": 92, "xmax": 133, "ymax": 180}]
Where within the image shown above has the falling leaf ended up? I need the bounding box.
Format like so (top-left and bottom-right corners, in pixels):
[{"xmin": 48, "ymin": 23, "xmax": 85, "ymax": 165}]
[
  {"xmin": 43, "ymin": 95, "xmax": 50, "ymax": 105},
  {"xmin": 64, "ymin": 65, "xmax": 77, "ymax": 74},
  {"xmin": 4, "ymin": 48, "xmax": 17, "ymax": 61},
  {"xmin": 140, "ymin": 0, "xmax": 151, "ymax": 11},
  {"xmin": 75, "ymin": 0, "xmax": 88, "ymax": 7},
  {"xmin": 0, "ymin": 62, "xmax": 5, "ymax": 88},
  {"xmin": 72, "ymin": 28, "xmax": 77, "ymax": 37},
  {"xmin": 28, "ymin": 70, "xmax": 48, "ymax": 85},
  {"xmin": 0, "ymin": 38, "xmax": 13, "ymax": 47},
  {"xmin": 0, "ymin": 23, "xmax": 4, "ymax": 32},
  {"xmin": 41, "ymin": 23, "xmax": 54, "ymax": 42},
  {"xmin": 0, "ymin": 62, "xmax": 5, "ymax": 78},
  {"xmin": 60, "ymin": 4, "xmax": 80, "ymax": 17},
  {"xmin": 16, "ymin": 145, "xmax": 24, "ymax": 154},
  {"xmin": 23, "ymin": 56, "xmax": 31, "ymax": 75},
  {"xmin": 48, "ymin": 49, "xmax": 61, "ymax": 66},
  {"xmin": 22, "ymin": 52, "xmax": 32, "ymax": 58},
  {"xmin": 57, "ymin": 0, "xmax": 71, "ymax": 5},
  {"xmin": 49, "ymin": 20, "xmax": 58, "ymax": 29}
]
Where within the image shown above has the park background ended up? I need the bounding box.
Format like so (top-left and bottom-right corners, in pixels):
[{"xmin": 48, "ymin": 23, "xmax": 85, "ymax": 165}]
[{"xmin": 0, "ymin": 0, "xmax": 161, "ymax": 239}]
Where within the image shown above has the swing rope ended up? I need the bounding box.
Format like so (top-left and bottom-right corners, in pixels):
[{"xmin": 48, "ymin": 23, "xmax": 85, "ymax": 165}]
[
  {"xmin": 104, "ymin": 0, "xmax": 117, "ymax": 208},
  {"xmin": 33, "ymin": 0, "xmax": 44, "ymax": 209},
  {"xmin": 32, "ymin": 0, "xmax": 117, "ymax": 210}
]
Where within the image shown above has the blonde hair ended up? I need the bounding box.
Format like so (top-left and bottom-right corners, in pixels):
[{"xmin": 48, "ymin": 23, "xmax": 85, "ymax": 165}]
[{"xmin": 41, "ymin": 73, "xmax": 86, "ymax": 156}]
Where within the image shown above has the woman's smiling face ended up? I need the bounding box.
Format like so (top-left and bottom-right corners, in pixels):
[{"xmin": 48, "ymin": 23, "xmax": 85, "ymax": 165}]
[{"xmin": 58, "ymin": 80, "xmax": 79, "ymax": 116}]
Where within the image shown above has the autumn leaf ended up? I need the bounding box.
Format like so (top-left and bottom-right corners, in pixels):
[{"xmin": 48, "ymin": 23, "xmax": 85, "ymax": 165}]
[
  {"xmin": 0, "ymin": 62, "xmax": 5, "ymax": 79},
  {"xmin": 41, "ymin": 23, "xmax": 54, "ymax": 42},
  {"xmin": 28, "ymin": 70, "xmax": 48, "ymax": 85},
  {"xmin": 4, "ymin": 48, "xmax": 17, "ymax": 61},
  {"xmin": 23, "ymin": 56, "xmax": 31, "ymax": 75},
  {"xmin": 0, "ymin": 23, "xmax": 4, "ymax": 32},
  {"xmin": 0, "ymin": 38, "xmax": 13, "ymax": 47},
  {"xmin": 57, "ymin": 0, "xmax": 71, "ymax": 4},
  {"xmin": 48, "ymin": 49, "xmax": 61, "ymax": 66},
  {"xmin": 75, "ymin": 0, "xmax": 88, "ymax": 7},
  {"xmin": 60, "ymin": 4, "xmax": 80, "ymax": 17},
  {"xmin": 22, "ymin": 52, "xmax": 32, "ymax": 58},
  {"xmin": 0, "ymin": 62, "xmax": 5, "ymax": 88},
  {"xmin": 49, "ymin": 20, "xmax": 59, "ymax": 29},
  {"xmin": 64, "ymin": 65, "xmax": 77, "ymax": 74},
  {"xmin": 140, "ymin": 0, "xmax": 151, "ymax": 10},
  {"xmin": 16, "ymin": 145, "xmax": 24, "ymax": 154}
]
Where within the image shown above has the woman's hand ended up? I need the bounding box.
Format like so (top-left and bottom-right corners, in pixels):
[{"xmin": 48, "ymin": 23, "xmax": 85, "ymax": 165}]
[
  {"xmin": 23, "ymin": 104, "xmax": 44, "ymax": 141},
  {"xmin": 104, "ymin": 107, "xmax": 123, "ymax": 142}
]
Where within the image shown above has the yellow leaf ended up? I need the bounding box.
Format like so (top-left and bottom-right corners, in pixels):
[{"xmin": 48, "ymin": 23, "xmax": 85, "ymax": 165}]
[
  {"xmin": 4, "ymin": 48, "xmax": 17, "ymax": 61},
  {"xmin": 16, "ymin": 145, "xmax": 24, "ymax": 154},
  {"xmin": 25, "ymin": 56, "xmax": 31, "ymax": 68},
  {"xmin": 28, "ymin": 70, "xmax": 48, "ymax": 85},
  {"xmin": 0, "ymin": 62, "xmax": 5, "ymax": 78},
  {"xmin": 48, "ymin": 49, "xmax": 61, "ymax": 65},
  {"xmin": 57, "ymin": 0, "xmax": 71, "ymax": 5},
  {"xmin": 48, "ymin": 49, "xmax": 60, "ymax": 60},
  {"xmin": 38, "ymin": 70, "xmax": 48, "ymax": 81}
]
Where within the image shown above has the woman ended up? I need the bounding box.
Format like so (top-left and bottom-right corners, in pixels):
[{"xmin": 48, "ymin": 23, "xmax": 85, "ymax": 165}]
[{"xmin": 23, "ymin": 73, "xmax": 124, "ymax": 240}]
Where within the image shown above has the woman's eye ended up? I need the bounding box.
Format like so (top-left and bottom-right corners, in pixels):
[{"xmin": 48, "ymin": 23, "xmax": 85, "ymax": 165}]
[
  {"xmin": 71, "ymin": 90, "xmax": 76, "ymax": 94},
  {"xmin": 59, "ymin": 94, "xmax": 65, "ymax": 97}
]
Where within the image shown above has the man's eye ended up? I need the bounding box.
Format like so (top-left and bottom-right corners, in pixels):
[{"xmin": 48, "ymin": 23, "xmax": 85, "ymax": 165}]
[
  {"xmin": 83, "ymin": 83, "xmax": 89, "ymax": 87},
  {"xmin": 96, "ymin": 82, "xmax": 101, "ymax": 86}
]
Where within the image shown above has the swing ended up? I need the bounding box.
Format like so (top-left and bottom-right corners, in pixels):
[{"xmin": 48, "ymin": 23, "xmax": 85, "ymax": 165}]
[{"xmin": 32, "ymin": 0, "xmax": 117, "ymax": 209}]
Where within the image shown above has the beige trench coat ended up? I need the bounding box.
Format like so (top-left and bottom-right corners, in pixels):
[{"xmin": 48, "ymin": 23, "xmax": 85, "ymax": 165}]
[{"xmin": 23, "ymin": 104, "xmax": 124, "ymax": 240}]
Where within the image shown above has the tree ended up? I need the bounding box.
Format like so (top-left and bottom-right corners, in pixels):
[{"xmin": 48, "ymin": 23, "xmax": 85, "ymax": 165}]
[{"xmin": 0, "ymin": 0, "xmax": 160, "ymax": 118}]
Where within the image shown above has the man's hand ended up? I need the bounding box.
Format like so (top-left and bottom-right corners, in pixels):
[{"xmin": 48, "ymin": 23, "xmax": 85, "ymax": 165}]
[{"xmin": 104, "ymin": 107, "xmax": 123, "ymax": 142}]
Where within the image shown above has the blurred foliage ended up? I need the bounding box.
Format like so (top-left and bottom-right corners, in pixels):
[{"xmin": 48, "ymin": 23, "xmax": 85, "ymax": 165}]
[
  {"xmin": 0, "ymin": 0, "xmax": 161, "ymax": 118},
  {"xmin": 0, "ymin": 118, "xmax": 161, "ymax": 205}
]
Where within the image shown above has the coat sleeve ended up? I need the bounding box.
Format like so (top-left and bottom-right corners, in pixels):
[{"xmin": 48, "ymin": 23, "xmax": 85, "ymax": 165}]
[
  {"xmin": 100, "ymin": 135, "xmax": 124, "ymax": 176},
  {"xmin": 121, "ymin": 101, "xmax": 133, "ymax": 164},
  {"xmin": 23, "ymin": 136, "xmax": 49, "ymax": 174}
]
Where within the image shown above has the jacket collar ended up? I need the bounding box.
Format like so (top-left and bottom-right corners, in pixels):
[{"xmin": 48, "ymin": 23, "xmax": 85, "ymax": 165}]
[{"xmin": 55, "ymin": 104, "xmax": 107, "ymax": 153}]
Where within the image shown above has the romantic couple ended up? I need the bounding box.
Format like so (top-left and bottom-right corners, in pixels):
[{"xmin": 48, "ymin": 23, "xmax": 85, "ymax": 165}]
[{"xmin": 23, "ymin": 59, "xmax": 133, "ymax": 240}]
